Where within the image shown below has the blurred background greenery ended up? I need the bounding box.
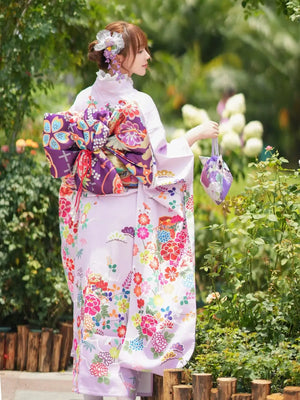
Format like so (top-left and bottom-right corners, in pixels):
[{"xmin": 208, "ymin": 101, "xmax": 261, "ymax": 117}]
[{"xmin": 0, "ymin": 0, "xmax": 299, "ymax": 165}]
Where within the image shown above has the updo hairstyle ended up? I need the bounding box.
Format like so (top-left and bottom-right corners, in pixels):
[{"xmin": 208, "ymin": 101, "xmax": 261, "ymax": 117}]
[{"xmin": 88, "ymin": 21, "xmax": 150, "ymax": 72}]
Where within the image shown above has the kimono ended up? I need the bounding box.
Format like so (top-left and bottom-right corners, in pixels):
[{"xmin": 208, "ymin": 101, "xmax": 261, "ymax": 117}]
[{"xmin": 43, "ymin": 70, "xmax": 196, "ymax": 398}]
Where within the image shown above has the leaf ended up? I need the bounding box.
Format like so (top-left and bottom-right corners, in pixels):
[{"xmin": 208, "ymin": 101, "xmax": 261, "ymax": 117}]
[{"xmin": 268, "ymin": 214, "xmax": 278, "ymax": 222}]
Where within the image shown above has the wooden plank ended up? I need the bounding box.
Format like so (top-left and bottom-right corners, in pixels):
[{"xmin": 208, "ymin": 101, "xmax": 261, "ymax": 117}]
[
  {"xmin": 38, "ymin": 328, "xmax": 53, "ymax": 372},
  {"xmin": 0, "ymin": 333, "xmax": 5, "ymax": 370},
  {"xmin": 217, "ymin": 378, "xmax": 237, "ymax": 400},
  {"xmin": 51, "ymin": 333, "xmax": 63, "ymax": 372},
  {"xmin": 17, "ymin": 325, "xmax": 29, "ymax": 370},
  {"xmin": 5, "ymin": 332, "xmax": 17, "ymax": 370},
  {"xmin": 59, "ymin": 322, "xmax": 73, "ymax": 370},
  {"xmin": 251, "ymin": 380, "xmax": 271, "ymax": 400},
  {"xmin": 163, "ymin": 368, "xmax": 185, "ymax": 400},
  {"xmin": 173, "ymin": 384, "xmax": 193, "ymax": 400},
  {"xmin": 283, "ymin": 387, "xmax": 300, "ymax": 400},
  {"xmin": 26, "ymin": 331, "xmax": 40, "ymax": 372},
  {"xmin": 192, "ymin": 373, "xmax": 213, "ymax": 400}
]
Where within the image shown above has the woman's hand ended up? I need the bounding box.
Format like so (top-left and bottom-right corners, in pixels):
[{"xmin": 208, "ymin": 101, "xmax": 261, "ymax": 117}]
[{"xmin": 185, "ymin": 121, "xmax": 219, "ymax": 147}]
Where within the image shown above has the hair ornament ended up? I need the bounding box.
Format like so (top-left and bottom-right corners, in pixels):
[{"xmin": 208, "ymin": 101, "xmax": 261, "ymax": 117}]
[
  {"xmin": 94, "ymin": 29, "xmax": 124, "ymax": 53},
  {"xmin": 94, "ymin": 29, "xmax": 125, "ymax": 79}
]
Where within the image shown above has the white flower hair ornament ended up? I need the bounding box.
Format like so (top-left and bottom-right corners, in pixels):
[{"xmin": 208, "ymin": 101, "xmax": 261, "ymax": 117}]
[{"xmin": 94, "ymin": 30, "xmax": 125, "ymax": 79}]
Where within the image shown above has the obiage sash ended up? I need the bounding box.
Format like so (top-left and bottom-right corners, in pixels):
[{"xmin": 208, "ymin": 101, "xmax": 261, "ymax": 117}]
[{"xmin": 43, "ymin": 100, "xmax": 153, "ymax": 208}]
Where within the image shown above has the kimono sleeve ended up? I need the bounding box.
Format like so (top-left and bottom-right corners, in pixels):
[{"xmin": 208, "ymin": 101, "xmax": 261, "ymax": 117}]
[{"xmin": 139, "ymin": 94, "xmax": 194, "ymax": 186}]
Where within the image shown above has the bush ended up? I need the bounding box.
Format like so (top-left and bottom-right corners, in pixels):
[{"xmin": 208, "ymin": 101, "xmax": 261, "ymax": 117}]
[
  {"xmin": 188, "ymin": 149, "xmax": 300, "ymax": 389},
  {"xmin": 0, "ymin": 150, "xmax": 71, "ymax": 328}
]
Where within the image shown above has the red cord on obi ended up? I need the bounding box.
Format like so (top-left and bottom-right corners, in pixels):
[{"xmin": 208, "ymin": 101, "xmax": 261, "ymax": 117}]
[{"xmin": 74, "ymin": 149, "xmax": 92, "ymax": 212}]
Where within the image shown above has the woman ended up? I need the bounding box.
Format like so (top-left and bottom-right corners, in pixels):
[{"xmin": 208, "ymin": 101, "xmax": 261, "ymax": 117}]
[{"xmin": 43, "ymin": 21, "xmax": 218, "ymax": 400}]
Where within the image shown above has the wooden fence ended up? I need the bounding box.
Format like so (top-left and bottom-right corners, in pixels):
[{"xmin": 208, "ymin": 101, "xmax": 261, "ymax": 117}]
[
  {"xmin": 0, "ymin": 323, "xmax": 73, "ymax": 372},
  {"xmin": 141, "ymin": 369, "xmax": 300, "ymax": 400}
]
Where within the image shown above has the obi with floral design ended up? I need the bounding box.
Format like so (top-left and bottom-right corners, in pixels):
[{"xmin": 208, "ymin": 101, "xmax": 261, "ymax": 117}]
[{"xmin": 43, "ymin": 100, "xmax": 153, "ymax": 199}]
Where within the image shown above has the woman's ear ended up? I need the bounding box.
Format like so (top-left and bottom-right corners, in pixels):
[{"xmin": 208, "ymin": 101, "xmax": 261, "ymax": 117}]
[{"xmin": 116, "ymin": 54, "xmax": 124, "ymax": 64}]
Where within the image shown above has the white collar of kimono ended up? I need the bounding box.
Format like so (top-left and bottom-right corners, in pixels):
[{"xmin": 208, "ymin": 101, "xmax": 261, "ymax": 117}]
[{"xmin": 96, "ymin": 69, "xmax": 133, "ymax": 85}]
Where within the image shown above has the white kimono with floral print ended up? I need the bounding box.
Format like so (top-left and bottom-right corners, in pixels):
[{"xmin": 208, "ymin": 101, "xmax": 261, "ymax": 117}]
[{"xmin": 59, "ymin": 71, "xmax": 196, "ymax": 398}]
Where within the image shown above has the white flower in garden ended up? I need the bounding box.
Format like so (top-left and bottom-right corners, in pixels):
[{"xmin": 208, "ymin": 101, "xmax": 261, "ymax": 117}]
[
  {"xmin": 206, "ymin": 292, "xmax": 220, "ymax": 304},
  {"xmin": 182, "ymin": 104, "xmax": 210, "ymax": 129},
  {"xmin": 229, "ymin": 113, "xmax": 246, "ymax": 133},
  {"xmin": 221, "ymin": 131, "xmax": 241, "ymax": 151},
  {"xmin": 223, "ymin": 93, "xmax": 246, "ymax": 117},
  {"xmin": 171, "ymin": 128, "xmax": 185, "ymax": 139},
  {"xmin": 191, "ymin": 142, "xmax": 202, "ymax": 156},
  {"xmin": 243, "ymin": 137, "xmax": 263, "ymax": 158},
  {"xmin": 243, "ymin": 120, "xmax": 264, "ymax": 141},
  {"xmin": 218, "ymin": 120, "xmax": 232, "ymax": 139}
]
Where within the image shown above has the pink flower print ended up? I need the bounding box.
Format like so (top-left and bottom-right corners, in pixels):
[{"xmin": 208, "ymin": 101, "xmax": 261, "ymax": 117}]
[
  {"xmin": 152, "ymin": 332, "xmax": 168, "ymax": 353},
  {"xmin": 141, "ymin": 281, "xmax": 151, "ymax": 295},
  {"xmin": 66, "ymin": 233, "xmax": 74, "ymax": 245},
  {"xmin": 158, "ymin": 273, "xmax": 168, "ymax": 285},
  {"xmin": 68, "ymin": 281, "xmax": 74, "ymax": 293},
  {"xmin": 175, "ymin": 230, "xmax": 188, "ymax": 248},
  {"xmin": 133, "ymin": 243, "xmax": 139, "ymax": 256},
  {"xmin": 161, "ymin": 241, "xmax": 181, "ymax": 262},
  {"xmin": 150, "ymin": 256, "xmax": 159, "ymax": 271},
  {"xmin": 137, "ymin": 226, "xmax": 149, "ymax": 239},
  {"xmin": 171, "ymin": 215, "xmax": 184, "ymax": 223},
  {"xmin": 186, "ymin": 194, "xmax": 194, "ymax": 211},
  {"xmin": 59, "ymin": 197, "xmax": 71, "ymax": 218},
  {"xmin": 141, "ymin": 314, "xmax": 158, "ymax": 337},
  {"xmin": 85, "ymin": 294, "xmax": 101, "ymax": 316},
  {"xmin": 90, "ymin": 362, "xmax": 108, "ymax": 377}
]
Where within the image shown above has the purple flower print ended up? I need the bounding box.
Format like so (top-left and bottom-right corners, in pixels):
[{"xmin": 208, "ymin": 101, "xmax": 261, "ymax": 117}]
[
  {"xmin": 99, "ymin": 351, "xmax": 113, "ymax": 366},
  {"xmin": 118, "ymin": 121, "xmax": 144, "ymax": 148},
  {"xmin": 171, "ymin": 342, "xmax": 184, "ymax": 352},
  {"xmin": 121, "ymin": 226, "xmax": 135, "ymax": 237}
]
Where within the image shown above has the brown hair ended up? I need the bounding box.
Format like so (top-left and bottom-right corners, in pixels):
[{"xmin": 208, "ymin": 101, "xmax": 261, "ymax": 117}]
[{"xmin": 88, "ymin": 21, "xmax": 150, "ymax": 72}]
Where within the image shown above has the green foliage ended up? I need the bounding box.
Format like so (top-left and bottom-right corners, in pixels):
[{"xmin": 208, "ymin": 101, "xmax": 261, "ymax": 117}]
[
  {"xmin": 0, "ymin": 151, "xmax": 71, "ymax": 328},
  {"xmin": 189, "ymin": 150, "xmax": 300, "ymax": 387},
  {"xmin": 236, "ymin": 0, "xmax": 300, "ymax": 21},
  {"xmin": 189, "ymin": 321, "xmax": 300, "ymax": 391},
  {"xmin": 0, "ymin": 0, "xmax": 86, "ymax": 147}
]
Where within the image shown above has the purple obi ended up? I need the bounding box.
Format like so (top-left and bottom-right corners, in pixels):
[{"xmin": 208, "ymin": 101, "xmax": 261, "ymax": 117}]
[{"xmin": 43, "ymin": 100, "xmax": 153, "ymax": 197}]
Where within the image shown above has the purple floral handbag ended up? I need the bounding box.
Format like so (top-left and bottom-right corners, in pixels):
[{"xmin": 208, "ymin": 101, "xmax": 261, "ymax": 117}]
[{"xmin": 199, "ymin": 138, "xmax": 233, "ymax": 204}]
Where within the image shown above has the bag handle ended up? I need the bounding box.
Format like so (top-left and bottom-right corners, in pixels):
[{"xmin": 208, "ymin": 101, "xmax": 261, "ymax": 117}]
[{"xmin": 212, "ymin": 138, "xmax": 219, "ymax": 156}]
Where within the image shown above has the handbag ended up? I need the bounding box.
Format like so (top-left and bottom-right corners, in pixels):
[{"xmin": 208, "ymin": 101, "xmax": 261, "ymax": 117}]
[{"xmin": 199, "ymin": 138, "xmax": 233, "ymax": 204}]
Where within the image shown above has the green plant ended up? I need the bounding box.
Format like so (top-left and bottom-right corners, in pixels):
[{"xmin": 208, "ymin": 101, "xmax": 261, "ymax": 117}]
[
  {"xmin": 0, "ymin": 150, "xmax": 71, "ymax": 328},
  {"xmin": 189, "ymin": 149, "xmax": 300, "ymax": 387},
  {"xmin": 188, "ymin": 318, "xmax": 300, "ymax": 392},
  {"xmin": 199, "ymin": 149, "xmax": 300, "ymax": 336}
]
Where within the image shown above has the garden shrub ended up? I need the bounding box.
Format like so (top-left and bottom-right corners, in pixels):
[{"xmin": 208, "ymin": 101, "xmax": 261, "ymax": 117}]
[
  {"xmin": 0, "ymin": 151, "xmax": 71, "ymax": 328},
  {"xmin": 189, "ymin": 149, "xmax": 300, "ymax": 389}
]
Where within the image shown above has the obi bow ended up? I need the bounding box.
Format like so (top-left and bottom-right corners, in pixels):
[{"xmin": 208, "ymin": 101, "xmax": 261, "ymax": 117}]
[{"xmin": 43, "ymin": 100, "xmax": 153, "ymax": 208}]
